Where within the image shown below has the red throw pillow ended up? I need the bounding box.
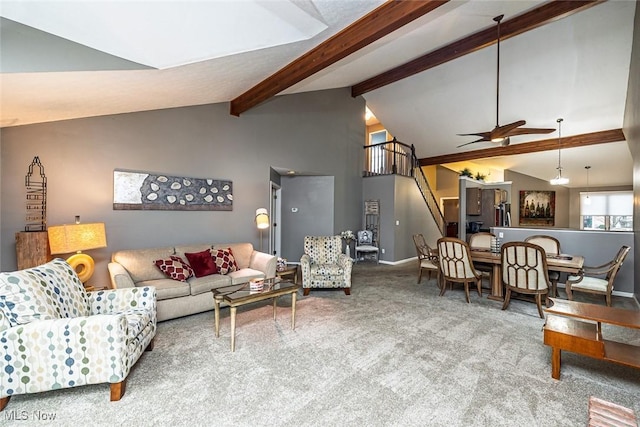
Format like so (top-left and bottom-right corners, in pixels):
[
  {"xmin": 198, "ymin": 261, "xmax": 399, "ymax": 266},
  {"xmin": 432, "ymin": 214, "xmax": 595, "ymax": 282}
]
[
  {"xmin": 154, "ymin": 255, "xmax": 194, "ymax": 282},
  {"xmin": 211, "ymin": 248, "xmax": 238, "ymax": 275},
  {"xmin": 184, "ymin": 249, "xmax": 217, "ymax": 278}
]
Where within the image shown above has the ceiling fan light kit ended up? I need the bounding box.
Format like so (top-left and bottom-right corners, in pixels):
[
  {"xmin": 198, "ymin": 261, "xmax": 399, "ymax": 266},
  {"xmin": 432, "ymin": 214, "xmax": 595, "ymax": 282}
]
[
  {"xmin": 550, "ymin": 118, "xmax": 569, "ymax": 186},
  {"xmin": 457, "ymin": 14, "xmax": 555, "ymax": 148}
]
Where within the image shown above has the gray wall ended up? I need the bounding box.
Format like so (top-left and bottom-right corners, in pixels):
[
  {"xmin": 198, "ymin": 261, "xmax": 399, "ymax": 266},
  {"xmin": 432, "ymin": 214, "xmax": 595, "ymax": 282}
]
[
  {"xmin": 363, "ymin": 174, "xmax": 440, "ymax": 262},
  {"xmin": 0, "ymin": 88, "xmax": 365, "ymax": 287},
  {"xmin": 624, "ymin": 0, "xmax": 640, "ymax": 300},
  {"xmin": 280, "ymin": 175, "xmax": 335, "ymax": 262}
]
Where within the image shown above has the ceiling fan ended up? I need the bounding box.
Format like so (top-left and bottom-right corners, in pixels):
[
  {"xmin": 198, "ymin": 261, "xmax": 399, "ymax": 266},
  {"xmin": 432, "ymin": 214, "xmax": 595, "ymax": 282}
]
[{"xmin": 457, "ymin": 14, "xmax": 555, "ymax": 148}]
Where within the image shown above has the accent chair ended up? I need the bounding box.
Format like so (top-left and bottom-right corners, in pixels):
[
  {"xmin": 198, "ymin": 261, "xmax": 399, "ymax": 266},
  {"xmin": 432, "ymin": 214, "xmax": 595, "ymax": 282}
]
[
  {"xmin": 300, "ymin": 235, "xmax": 353, "ymax": 295},
  {"xmin": 0, "ymin": 258, "xmax": 157, "ymax": 411}
]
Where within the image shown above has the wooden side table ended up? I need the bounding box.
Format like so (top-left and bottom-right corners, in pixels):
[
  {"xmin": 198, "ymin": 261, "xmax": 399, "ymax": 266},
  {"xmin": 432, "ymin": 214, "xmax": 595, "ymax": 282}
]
[{"xmin": 276, "ymin": 266, "xmax": 298, "ymax": 284}]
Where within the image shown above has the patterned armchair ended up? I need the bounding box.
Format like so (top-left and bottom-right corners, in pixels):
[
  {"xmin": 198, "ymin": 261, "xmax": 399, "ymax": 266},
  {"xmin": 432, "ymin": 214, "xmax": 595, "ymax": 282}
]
[
  {"xmin": 300, "ymin": 236, "xmax": 353, "ymax": 295},
  {"xmin": 0, "ymin": 258, "xmax": 157, "ymax": 411}
]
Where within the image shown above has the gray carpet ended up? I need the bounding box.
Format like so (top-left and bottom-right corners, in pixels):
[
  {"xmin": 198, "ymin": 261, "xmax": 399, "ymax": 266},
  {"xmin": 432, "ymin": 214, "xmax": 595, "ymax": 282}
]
[{"xmin": 4, "ymin": 262, "xmax": 640, "ymax": 426}]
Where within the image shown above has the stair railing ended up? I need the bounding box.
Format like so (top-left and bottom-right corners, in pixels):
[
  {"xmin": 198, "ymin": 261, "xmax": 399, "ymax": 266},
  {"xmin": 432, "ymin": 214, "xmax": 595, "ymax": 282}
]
[{"xmin": 363, "ymin": 138, "xmax": 445, "ymax": 235}]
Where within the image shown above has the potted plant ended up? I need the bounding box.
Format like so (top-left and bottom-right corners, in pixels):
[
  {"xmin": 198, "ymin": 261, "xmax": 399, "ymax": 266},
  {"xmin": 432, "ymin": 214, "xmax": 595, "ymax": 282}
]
[
  {"xmin": 475, "ymin": 172, "xmax": 486, "ymax": 181},
  {"xmin": 459, "ymin": 167, "xmax": 473, "ymax": 178}
]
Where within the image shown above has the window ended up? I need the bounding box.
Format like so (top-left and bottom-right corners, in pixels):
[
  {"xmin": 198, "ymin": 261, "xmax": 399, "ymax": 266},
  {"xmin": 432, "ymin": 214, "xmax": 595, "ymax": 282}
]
[{"xmin": 580, "ymin": 191, "xmax": 632, "ymax": 231}]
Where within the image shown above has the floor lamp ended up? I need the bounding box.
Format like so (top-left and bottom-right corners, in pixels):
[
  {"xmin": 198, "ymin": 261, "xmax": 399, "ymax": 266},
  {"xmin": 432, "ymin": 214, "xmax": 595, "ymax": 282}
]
[
  {"xmin": 47, "ymin": 216, "xmax": 107, "ymax": 287},
  {"xmin": 255, "ymin": 208, "xmax": 269, "ymax": 252}
]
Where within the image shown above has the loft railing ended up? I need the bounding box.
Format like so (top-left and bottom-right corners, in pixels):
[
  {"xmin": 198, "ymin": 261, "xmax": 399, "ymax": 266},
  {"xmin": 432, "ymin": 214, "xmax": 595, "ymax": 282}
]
[{"xmin": 363, "ymin": 138, "xmax": 445, "ymax": 236}]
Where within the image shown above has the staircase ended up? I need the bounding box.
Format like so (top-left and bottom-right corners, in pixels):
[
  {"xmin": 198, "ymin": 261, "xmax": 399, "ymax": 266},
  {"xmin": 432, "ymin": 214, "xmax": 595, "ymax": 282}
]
[{"xmin": 363, "ymin": 138, "xmax": 445, "ymax": 236}]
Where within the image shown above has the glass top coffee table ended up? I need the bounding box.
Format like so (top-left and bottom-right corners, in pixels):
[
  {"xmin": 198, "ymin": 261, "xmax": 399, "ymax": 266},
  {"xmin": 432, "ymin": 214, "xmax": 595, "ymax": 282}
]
[{"xmin": 211, "ymin": 278, "xmax": 300, "ymax": 351}]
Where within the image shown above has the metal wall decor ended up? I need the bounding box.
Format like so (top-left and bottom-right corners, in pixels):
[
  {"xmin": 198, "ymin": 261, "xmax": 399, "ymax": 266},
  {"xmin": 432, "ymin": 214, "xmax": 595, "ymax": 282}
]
[
  {"xmin": 25, "ymin": 156, "xmax": 47, "ymax": 231},
  {"xmin": 113, "ymin": 170, "xmax": 233, "ymax": 211}
]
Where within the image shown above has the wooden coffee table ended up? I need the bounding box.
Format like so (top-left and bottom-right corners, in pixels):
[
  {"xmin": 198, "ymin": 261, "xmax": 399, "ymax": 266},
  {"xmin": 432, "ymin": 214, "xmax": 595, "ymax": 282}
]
[{"xmin": 212, "ymin": 278, "xmax": 300, "ymax": 351}]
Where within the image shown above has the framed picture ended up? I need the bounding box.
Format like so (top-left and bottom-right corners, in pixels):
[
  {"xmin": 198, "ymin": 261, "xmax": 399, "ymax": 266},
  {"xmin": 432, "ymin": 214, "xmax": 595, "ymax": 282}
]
[{"xmin": 519, "ymin": 190, "xmax": 555, "ymax": 226}]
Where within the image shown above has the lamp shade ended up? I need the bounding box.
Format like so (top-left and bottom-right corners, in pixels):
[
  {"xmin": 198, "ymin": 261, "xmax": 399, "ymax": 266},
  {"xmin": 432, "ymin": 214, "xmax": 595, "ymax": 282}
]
[
  {"xmin": 255, "ymin": 208, "xmax": 269, "ymax": 230},
  {"xmin": 48, "ymin": 222, "xmax": 107, "ymax": 254}
]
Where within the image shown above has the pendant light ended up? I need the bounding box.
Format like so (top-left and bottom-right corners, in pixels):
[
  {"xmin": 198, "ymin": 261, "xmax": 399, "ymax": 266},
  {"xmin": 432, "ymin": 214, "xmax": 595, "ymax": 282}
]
[
  {"xmin": 584, "ymin": 166, "xmax": 591, "ymax": 205},
  {"xmin": 550, "ymin": 118, "xmax": 569, "ymax": 185}
]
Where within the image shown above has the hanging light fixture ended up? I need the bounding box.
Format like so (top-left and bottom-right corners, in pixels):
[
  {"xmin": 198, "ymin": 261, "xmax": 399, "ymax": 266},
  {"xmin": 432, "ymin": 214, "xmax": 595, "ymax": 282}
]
[
  {"xmin": 549, "ymin": 118, "xmax": 569, "ymax": 185},
  {"xmin": 584, "ymin": 165, "xmax": 591, "ymax": 205}
]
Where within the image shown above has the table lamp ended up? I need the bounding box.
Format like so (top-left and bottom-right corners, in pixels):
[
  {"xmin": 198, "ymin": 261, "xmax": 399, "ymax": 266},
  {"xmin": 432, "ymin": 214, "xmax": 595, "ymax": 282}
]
[
  {"xmin": 255, "ymin": 208, "xmax": 269, "ymax": 252},
  {"xmin": 47, "ymin": 217, "xmax": 107, "ymax": 284}
]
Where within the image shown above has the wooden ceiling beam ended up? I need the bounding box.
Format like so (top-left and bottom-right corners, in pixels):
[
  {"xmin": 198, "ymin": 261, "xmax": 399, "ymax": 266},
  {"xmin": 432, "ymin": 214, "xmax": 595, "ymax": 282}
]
[
  {"xmin": 351, "ymin": 0, "xmax": 604, "ymax": 97},
  {"xmin": 418, "ymin": 129, "xmax": 625, "ymax": 166},
  {"xmin": 229, "ymin": 0, "xmax": 449, "ymax": 116}
]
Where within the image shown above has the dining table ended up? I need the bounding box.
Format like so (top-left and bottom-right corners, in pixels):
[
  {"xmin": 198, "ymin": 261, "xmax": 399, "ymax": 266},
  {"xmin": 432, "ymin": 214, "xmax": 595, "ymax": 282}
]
[{"xmin": 470, "ymin": 248, "xmax": 585, "ymax": 301}]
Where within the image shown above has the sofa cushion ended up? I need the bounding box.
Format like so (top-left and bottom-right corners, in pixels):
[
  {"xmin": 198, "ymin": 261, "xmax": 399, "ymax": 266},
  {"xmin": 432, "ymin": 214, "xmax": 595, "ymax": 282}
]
[
  {"xmin": 188, "ymin": 274, "xmax": 231, "ymax": 296},
  {"xmin": 154, "ymin": 256, "xmax": 193, "ymax": 282},
  {"xmin": 137, "ymin": 279, "xmax": 190, "ymax": 301},
  {"xmin": 228, "ymin": 268, "xmax": 265, "ymax": 285},
  {"xmin": 211, "ymin": 248, "xmax": 238, "ymax": 275},
  {"xmin": 184, "ymin": 249, "xmax": 218, "ymax": 278},
  {"xmin": 214, "ymin": 243, "xmax": 253, "ymax": 269},
  {"xmin": 112, "ymin": 247, "xmax": 174, "ymax": 283},
  {"xmin": 0, "ymin": 258, "xmax": 90, "ymax": 326}
]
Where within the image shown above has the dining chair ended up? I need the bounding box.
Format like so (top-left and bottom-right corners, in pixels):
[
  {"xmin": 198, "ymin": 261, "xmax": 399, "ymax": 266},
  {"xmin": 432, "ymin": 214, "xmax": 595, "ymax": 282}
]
[
  {"xmin": 412, "ymin": 233, "xmax": 439, "ymax": 285},
  {"xmin": 468, "ymin": 232, "xmax": 495, "ymax": 289},
  {"xmin": 565, "ymin": 245, "xmax": 630, "ymax": 307},
  {"xmin": 501, "ymin": 241, "xmax": 550, "ymax": 318},
  {"xmin": 524, "ymin": 235, "xmax": 561, "ymax": 297},
  {"xmin": 436, "ymin": 237, "xmax": 482, "ymax": 303}
]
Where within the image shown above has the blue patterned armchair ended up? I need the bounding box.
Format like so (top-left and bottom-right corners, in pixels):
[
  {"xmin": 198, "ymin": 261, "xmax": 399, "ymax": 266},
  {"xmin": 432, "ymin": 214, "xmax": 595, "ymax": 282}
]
[
  {"xmin": 300, "ymin": 235, "xmax": 353, "ymax": 296},
  {"xmin": 0, "ymin": 258, "xmax": 156, "ymax": 411}
]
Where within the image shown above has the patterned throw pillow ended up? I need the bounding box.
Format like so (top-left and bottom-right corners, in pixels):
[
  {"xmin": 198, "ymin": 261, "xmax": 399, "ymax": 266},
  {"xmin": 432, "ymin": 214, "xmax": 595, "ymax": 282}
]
[
  {"xmin": 211, "ymin": 248, "xmax": 238, "ymax": 275},
  {"xmin": 184, "ymin": 249, "xmax": 218, "ymax": 278},
  {"xmin": 154, "ymin": 256, "xmax": 194, "ymax": 282}
]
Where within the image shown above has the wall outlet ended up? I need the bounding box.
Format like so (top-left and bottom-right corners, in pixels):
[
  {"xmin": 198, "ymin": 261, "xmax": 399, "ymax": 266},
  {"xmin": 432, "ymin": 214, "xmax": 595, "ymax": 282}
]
[
  {"xmin": 395, "ymin": 220, "xmax": 400, "ymax": 225},
  {"xmin": 381, "ymin": 248, "xmax": 385, "ymax": 254},
  {"xmin": 499, "ymin": 232, "xmax": 504, "ymax": 238}
]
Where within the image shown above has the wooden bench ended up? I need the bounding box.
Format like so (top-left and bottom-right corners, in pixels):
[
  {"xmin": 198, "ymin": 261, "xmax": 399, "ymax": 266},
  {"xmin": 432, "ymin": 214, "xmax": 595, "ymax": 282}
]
[{"xmin": 543, "ymin": 298, "xmax": 640, "ymax": 380}]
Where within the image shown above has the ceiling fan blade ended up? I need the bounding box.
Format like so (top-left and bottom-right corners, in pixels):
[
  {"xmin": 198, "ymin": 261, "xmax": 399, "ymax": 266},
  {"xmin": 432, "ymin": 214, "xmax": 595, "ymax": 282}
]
[
  {"xmin": 491, "ymin": 120, "xmax": 527, "ymax": 138},
  {"xmin": 457, "ymin": 132, "xmax": 491, "ymax": 140},
  {"xmin": 456, "ymin": 138, "xmax": 486, "ymax": 148},
  {"xmin": 505, "ymin": 127, "xmax": 556, "ymax": 136}
]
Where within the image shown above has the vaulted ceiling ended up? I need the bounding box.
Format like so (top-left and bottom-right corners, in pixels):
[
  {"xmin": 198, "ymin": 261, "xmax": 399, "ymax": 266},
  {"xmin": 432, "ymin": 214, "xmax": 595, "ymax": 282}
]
[{"xmin": 1, "ymin": 0, "xmax": 636, "ymax": 188}]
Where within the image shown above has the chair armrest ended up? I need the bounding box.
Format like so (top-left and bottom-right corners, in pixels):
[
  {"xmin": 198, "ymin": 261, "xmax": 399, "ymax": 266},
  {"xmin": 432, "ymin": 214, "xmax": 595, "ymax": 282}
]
[
  {"xmin": 337, "ymin": 254, "xmax": 353, "ymax": 286},
  {"xmin": 108, "ymin": 262, "xmax": 135, "ymax": 289},
  {"xmin": 582, "ymin": 262, "xmax": 617, "ymax": 276},
  {"xmin": 250, "ymin": 251, "xmax": 276, "ymax": 279},
  {"xmin": 300, "ymin": 254, "xmax": 311, "ymax": 286},
  {"xmin": 89, "ymin": 286, "xmax": 157, "ymax": 317}
]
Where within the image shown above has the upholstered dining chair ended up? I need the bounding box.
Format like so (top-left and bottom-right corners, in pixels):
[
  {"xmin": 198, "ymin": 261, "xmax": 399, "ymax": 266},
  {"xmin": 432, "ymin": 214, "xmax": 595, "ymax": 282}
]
[
  {"xmin": 501, "ymin": 241, "xmax": 550, "ymax": 318},
  {"xmin": 436, "ymin": 237, "xmax": 482, "ymax": 303},
  {"xmin": 565, "ymin": 245, "xmax": 630, "ymax": 307},
  {"xmin": 524, "ymin": 235, "xmax": 561, "ymax": 297},
  {"xmin": 468, "ymin": 232, "xmax": 495, "ymax": 288},
  {"xmin": 412, "ymin": 233, "xmax": 439, "ymax": 285},
  {"xmin": 355, "ymin": 229, "xmax": 379, "ymax": 263}
]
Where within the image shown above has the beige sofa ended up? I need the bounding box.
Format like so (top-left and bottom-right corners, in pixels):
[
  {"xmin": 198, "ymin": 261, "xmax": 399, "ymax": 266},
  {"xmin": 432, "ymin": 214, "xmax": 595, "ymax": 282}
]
[{"xmin": 108, "ymin": 242, "xmax": 276, "ymax": 321}]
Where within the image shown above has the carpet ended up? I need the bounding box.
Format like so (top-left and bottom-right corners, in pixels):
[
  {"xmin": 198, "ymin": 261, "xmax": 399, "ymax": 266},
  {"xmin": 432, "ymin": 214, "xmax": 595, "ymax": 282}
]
[{"xmin": 4, "ymin": 262, "xmax": 640, "ymax": 426}]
